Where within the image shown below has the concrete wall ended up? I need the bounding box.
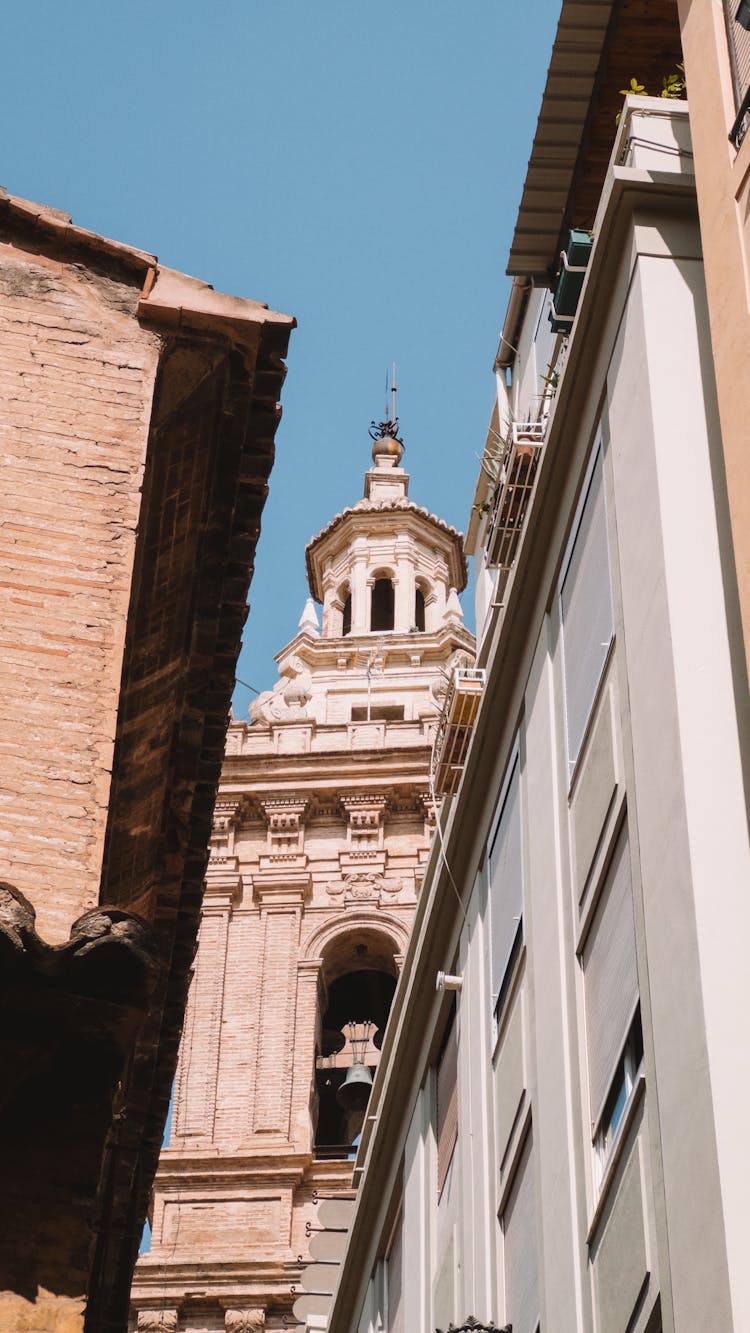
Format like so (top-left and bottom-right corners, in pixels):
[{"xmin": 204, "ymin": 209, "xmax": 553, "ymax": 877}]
[{"xmin": 338, "ymin": 106, "xmax": 750, "ymax": 1333}]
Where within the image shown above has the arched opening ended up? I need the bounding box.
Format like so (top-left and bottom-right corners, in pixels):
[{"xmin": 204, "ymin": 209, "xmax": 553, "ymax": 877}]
[
  {"xmin": 414, "ymin": 587, "xmax": 426, "ymax": 631},
  {"xmin": 342, "ymin": 591, "xmax": 352, "ymax": 637},
  {"xmin": 371, "ymin": 578, "xmax": 394, "ymax": 632},
  {"xmin": 313, "ymin": 930, "xmax": 399, "ymax": 1158}
]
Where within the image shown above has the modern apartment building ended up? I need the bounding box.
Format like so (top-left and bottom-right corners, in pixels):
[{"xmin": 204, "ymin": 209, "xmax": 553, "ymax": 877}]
[{"xmin": 326, "ymin": 6, "xmax": 750, "ymax": 1333}]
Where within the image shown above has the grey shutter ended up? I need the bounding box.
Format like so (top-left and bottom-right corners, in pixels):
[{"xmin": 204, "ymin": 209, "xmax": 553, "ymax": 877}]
[
  {"xmin": 489, "ymin": 753, "xmax": 523, "ymax": 1010},
  {"xmin": 436, "ymin": 1015, "xmax": 458, "ymax": 1197},
  {"xmin": 583, "ymin": 824, "xmax": 639, "ymax": 1126},
  {"xmin": 387, "ymin": 1212, "xmax": 403, "ymax": 1333},
  {"xmin": 561, "ymin": 447, "xmax": 614, "ymax": 769},
  {"xmin": 724, "ymin": 0, "xmax": 750, "ymax": 114},
  {"xmin": 502, "ymin": 1131, "xmax": 540, "ymax": 1333}
]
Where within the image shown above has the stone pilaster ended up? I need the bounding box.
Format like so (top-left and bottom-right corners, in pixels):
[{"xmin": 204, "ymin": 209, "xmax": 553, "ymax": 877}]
[
  {"xmin": 292, "ymin": 959, "xmax": 324, "ymax": 1147},
  {"xmin": 173, "ymin": 801, "xmax": 242, "ymax": 1142},
  {"xmin": 250, "ymin": 874, "xmax": 311, "ymax": 1137},
  {"xmin": 350, "ymin": 537, "xmax": 369, "ymax": 633},
  {"xmin": 394, "ymin": 533, "xmax": 416, "ymax": 630}
]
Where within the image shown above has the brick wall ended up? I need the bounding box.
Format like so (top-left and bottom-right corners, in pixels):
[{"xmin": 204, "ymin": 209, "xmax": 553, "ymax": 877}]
[{"xmin": 0, "ymin": 245, "xmax": 160, "ymax": 943}]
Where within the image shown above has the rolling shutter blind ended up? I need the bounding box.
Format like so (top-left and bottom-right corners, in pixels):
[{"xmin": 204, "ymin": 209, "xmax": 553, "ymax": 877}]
[
  {"xmin": 386, "ymin": 1212, "xmax": 403, "ymax": 1333},
  {"xmin": 488, "ymin": 753, "xmax": 522, "ymax": 1010},
  {"xmin": 724, "ymin": 0, "xmax": 750, "ymax": 110},
  {"xmin": 583, "ymin": 824, "xmax": 639, "ymax": 1126},
  {"xmin": 436, "ymin": 1013, "xmax": 458, "ymax": 1197},
  {"xmin": 502, "ymin": 1131, "xmax": 540, "ymax": 1333},
  {"xmin": 561, "ymin": 447, "xmax": 614, "ymax": 770}
]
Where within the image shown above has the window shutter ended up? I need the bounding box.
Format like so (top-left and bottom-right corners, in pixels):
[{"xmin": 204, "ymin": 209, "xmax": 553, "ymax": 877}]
[
  {"xmin": 502, "ymin": 1131, "xmax": 540, "ymax": 1333},
  {"xmin": 561, "ymin": 446, "xmax": 614, "ymax": 770},
  {"xmin": 583, "ymin": 824, "xmax": 639, "ymax": 1127},
  {"xmin": 488, "ymin": 753, "xmax": 523, "ymax": 1010},
  {"xmin": 436, "ymin": 1013, "xmax": 458, "ymax": 1197},
  {"xmin": 724, "ymin": 1, "xmax": 750, "ymax": 117},
  {"xmin": 386, "ymin": 1212, "xmax": 403, "ymax": 1333}
]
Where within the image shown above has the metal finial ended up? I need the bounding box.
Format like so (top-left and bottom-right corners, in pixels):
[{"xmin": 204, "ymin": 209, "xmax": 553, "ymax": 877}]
[{"xmin": 368, "ymin": 363, "xmax": 404, "ymax": 447}]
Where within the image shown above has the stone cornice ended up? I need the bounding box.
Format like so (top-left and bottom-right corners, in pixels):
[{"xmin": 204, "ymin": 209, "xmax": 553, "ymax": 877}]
[
  {"xmin": 250, "ymin": 871, "xmax": 312, "ymax": 907},
  {"xmin": 305, "ymin": 499, "xmax": 468, "ymax": 600}
]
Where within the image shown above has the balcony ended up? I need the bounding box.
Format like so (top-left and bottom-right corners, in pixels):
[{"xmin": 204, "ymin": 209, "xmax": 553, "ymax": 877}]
[
  {"xmin": 485, "ymin": 421, "xmax": 544, "ymax": 576},
  {"xmin": 432, "ymin": 667, "xmax": 486, "ymax": 797}
]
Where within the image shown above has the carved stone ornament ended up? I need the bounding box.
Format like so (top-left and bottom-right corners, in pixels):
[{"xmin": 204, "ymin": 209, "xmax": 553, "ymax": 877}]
[
  {"xmin": 225, "ymin": 1310, "xmax": 265, "ymax": 1333},
  {"xmin": 326, "ymin": 872, "xmax": 402, "ymax": 904},
  {"xmin": 249, "ymin": 654, "xmax": 312, "ymax": 726},
  {"xmin": 136, "ymin": 1311, "xmax": 179, "ymax": 1332},
  {"xmin": 436, "ymin": 1319, "xmax": 508, "ymax": 1333}
]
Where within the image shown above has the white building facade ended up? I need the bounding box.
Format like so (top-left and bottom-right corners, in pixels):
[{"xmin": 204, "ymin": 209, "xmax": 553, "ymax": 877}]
[{"xmin": 327, "ymin": 69, "xmax": 750, "ymax": 1333}]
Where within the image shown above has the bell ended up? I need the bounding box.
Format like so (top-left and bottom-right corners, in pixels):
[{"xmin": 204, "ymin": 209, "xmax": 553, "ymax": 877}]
[{"xmin": 336, "ymin": 1061, "xmax": 373, "ymax": 1111}]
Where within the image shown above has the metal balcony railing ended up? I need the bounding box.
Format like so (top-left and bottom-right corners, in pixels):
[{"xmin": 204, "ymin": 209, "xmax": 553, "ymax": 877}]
[
  {"xmin": 432, "ymin": 668, "xmax": 486, "ymax": 797},
  {"xmin": 485, "ymin": 422, "xmax": 544, "ymax": 573}
]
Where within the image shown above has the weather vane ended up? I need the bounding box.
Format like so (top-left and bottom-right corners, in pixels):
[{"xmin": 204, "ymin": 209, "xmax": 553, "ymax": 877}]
[{"xmin": 368, "ymin": 362, "xmax": 404, "ymax": 448}]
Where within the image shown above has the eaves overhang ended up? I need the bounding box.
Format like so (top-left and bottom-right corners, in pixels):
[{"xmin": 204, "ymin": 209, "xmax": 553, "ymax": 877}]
[
  {"xmin": 507, "ymin": 0, "xmax": 682, "ymax": 281},
  {"xmin": 305, "ymin": 501, "xmax": 468, "ymax": 600}
]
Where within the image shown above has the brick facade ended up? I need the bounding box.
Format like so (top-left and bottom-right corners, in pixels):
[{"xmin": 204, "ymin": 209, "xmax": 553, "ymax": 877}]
[
  {"xmin": 132, "ymin": 438, "xmax": 474, "ymax": 1330},
  {"xmin": 0, "ymin": 193, "xmax": 293, "ymax": 1333}
]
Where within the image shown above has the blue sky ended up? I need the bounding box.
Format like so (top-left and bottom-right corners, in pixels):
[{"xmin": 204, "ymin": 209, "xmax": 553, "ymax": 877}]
[{"xmin": 3, "ymin": 1, "xmax": 559, "ymax": 709}]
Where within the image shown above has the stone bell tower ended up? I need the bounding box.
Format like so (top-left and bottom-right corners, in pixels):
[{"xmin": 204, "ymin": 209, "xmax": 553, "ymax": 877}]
[{"xmin": 131, "ymin": 414, "xmax": 475, "ymax": 1333}]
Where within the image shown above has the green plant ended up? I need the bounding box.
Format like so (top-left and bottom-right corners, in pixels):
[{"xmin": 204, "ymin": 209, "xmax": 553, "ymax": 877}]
[
  {"xmin": 620, "ymin": 76, "xmax": 646, "ymax": 96},
  {"xmin": 619, "ymin": 63, "xmax": 686, "ymax": 102}
]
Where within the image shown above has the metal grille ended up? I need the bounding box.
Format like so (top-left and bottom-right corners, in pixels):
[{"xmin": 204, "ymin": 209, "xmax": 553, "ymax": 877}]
[
  {"xmin": 724, "ymin": 1, "xmax": 750, "ymax": 144},
  {"xmin": 485, "ymin": 429, "xmax": 543, "ymax": 573},
  {"xmin": 432, "ymin": 668, "xmax": 485, "ymax": 798}
]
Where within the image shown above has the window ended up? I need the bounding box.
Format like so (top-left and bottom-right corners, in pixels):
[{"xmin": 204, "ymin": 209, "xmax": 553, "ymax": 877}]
[
  {"xmin": 724, "ymin": 0, "xmax": 750, "ymax": 146},
  {"xmin": 488, "ymin": 749, "xmax": 523, "ymax": 1031},
  {"xmin": 386, "ymin": 1210, "xmax": 403, "ymax": 1333},
  {"xmin": 371, "ymin": 578, "xmax": 394, "ymax": 631},
  {"xmin": 351, "ymin": 704, "xmax": 404, "ymax": 722},
  {"xmin": 560, "ymin": 442, "xmax": 614, "ymax": 776},
  {"xmin": 501, "ymin": 1130, "xmax": 540, "ymax": 1333},
  {"xmin": 436, "ymin": 1007, "xmax": 458, "ymax": 1197},
  {"xmin": 414, "ymin": 587, "xmax": 426, "ymax": 631},
  {"xmin": 582, "ymin": 824, "xmax": 642, "ymax": 1166},
  {"xmin": 595, "ymin": 1008, "xmax": 643, "ymax": 1169},
  {"xmin": 342, "ymin": 591, "xmax": 352, "ymax": 636}
]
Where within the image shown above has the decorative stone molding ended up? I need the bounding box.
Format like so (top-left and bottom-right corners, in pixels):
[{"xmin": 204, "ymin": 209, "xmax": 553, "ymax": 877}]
[
  {"xmin": 326, "ymin": 872, "xmax": 403, "ymax": 905},
  {"xmin": 260, "ymin": 797, "xmax": 310, "ymax": 860},
  {"xmin": 250, "ymin": 654, "xmax": 312, "ymax": 727},
  {"xmin": 301, "ymin": 908, "xmax": 411, "ymax": 963},
  {"xmin": 225, "ymin": 1309, "xmax": 265, "ymax": 1332},
  {"xmin": 341, "ymin": 794, "xmax": 387, "ymax": 855},
  {"xmin": 136, "ymin": 1309, "xmax": 179, "ymax": 1332},
  {"xmin": 251, "ymin": 870, "xmax": 312, "ymax": 908},
  {"xmin": 436, "ymin": 1320, "xmax": 508, "ymax": 1333}
]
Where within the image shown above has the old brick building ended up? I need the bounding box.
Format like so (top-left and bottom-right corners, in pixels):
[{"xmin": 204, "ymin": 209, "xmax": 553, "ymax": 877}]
[
  {"xmin": 130, "ymin": 425, "xmax": 474, "ymax": 1331},
  {"xmin": 0, "ymin": 192, "xmax": 293, "ymax": 1332}
]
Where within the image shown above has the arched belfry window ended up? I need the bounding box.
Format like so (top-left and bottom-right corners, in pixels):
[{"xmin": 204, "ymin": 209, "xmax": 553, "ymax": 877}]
[
  {"xmin": 313, "ymin": 932, "xmax": 398, "ymax": 1158},
  {"xmin": 414, "ymin": 587, "xmax": 426, "ymax": 631},
  {"xmin": 371, "ymin": 578, "xmax": 394, "ymax": 632},
  {"xmin": 342, "ymin": 592, "xmax": 352, "ymax": 637}
]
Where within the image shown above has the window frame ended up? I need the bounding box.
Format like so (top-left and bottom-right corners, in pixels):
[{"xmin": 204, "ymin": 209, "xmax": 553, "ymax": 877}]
[
  {"xmin": 436, "ymin": 1003, "xmax": 458, "ymax": 1199},
  {"xmin": 487, "ymin": 740, "xmax": 524, "ymax": 1044},
  {"xmin": 558, "ymin": 435, "xmax": 615, "ymax": 782},
  {"xmin": 593, "ymin": 1007, "xmax": 644, "ymax": 1187}
]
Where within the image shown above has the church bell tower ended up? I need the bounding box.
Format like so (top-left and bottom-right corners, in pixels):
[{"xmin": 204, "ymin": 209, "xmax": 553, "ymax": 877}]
[{"xmin": 131, "ymin": 412, "xmax": 475, "ymax": 1332}]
